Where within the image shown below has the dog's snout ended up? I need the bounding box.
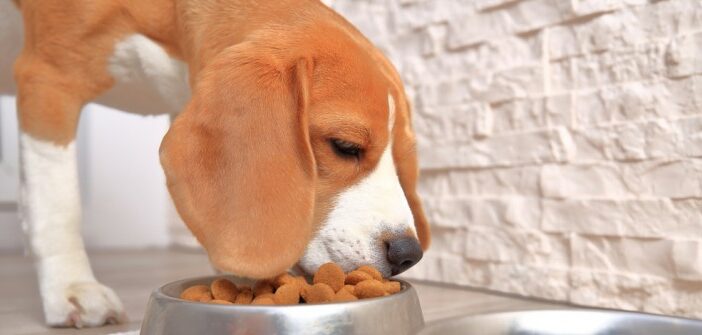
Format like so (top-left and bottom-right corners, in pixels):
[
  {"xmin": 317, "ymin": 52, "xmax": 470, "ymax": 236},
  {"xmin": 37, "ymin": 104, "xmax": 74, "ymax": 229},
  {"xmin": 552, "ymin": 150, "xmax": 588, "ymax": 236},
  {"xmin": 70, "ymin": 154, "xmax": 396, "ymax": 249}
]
[{"xmin": 386, "ymin": 236, "xmax": 423, "ymax": 275}]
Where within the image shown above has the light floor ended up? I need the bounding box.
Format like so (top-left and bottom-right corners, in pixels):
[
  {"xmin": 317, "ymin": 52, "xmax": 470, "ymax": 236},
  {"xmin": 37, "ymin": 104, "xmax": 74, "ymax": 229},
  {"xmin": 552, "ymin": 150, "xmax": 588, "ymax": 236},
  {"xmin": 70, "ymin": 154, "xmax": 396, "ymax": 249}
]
[{"xmin": 0, "ymin": 249, "xmax": 568, "ymax": 334}]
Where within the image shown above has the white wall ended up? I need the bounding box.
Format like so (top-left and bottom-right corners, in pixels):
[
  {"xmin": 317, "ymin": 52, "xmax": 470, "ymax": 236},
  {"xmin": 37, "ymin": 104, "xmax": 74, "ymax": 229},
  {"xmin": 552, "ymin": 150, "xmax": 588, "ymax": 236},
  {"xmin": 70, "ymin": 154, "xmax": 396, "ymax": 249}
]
[
  {"xmin": 327, "ymin": 0, "xmax": 702, "ymax": 319},
  {"xmin": 0, "ymin": 97, "xmax": 22, "ymax": 250},
  {"xmin": 77, "ymin": 104, "xmax": 172, "ymax": 249}
]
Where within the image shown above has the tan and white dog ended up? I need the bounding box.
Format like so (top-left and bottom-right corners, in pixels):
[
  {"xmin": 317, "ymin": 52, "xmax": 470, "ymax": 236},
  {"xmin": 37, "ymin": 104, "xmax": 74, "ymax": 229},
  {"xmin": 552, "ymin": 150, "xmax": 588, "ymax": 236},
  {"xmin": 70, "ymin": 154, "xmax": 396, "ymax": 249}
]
[{"xmin": 2, "ymin": 0, "xmax": 431, "ymax": 328}]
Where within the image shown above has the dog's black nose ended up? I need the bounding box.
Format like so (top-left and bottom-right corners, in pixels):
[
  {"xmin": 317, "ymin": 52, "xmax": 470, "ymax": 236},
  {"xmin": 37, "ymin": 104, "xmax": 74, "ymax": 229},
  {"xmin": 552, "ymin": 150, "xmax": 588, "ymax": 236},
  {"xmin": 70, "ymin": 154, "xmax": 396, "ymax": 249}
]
[{"xmin": 386, "ymin": 236, "xmax": 423, "ymax": 275}]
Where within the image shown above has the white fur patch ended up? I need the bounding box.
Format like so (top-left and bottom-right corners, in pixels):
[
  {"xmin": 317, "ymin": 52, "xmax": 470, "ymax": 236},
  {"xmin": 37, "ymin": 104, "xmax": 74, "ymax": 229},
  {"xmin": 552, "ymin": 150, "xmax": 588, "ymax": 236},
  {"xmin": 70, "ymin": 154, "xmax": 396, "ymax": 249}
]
[
  {"xmin": 20, "ymin": 134, "xmax": 87, "ymax": 263},
  {"xmin": 20, "ymin": 134, "xmax": 124, "ymax": 326},
  {"xmin": 299, "ymin": 94, "xmax": 416, "ymax": 276},
  {"xmin": 108, "ymin": 34, "xmax": 190, "ymax": 112}
]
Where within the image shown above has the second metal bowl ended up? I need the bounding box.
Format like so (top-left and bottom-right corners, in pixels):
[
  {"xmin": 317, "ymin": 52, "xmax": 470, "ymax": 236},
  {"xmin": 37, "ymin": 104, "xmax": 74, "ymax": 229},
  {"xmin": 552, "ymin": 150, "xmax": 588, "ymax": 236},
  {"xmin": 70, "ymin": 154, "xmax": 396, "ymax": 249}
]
[{"xmin": 419, "ymin": 309, "xmax": 702, "ymax": 335}]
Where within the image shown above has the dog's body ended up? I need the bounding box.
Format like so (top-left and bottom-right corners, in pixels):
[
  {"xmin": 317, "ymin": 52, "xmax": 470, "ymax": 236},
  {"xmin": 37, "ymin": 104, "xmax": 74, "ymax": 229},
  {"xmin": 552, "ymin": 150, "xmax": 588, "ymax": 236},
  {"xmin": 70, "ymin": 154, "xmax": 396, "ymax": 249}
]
[{"xmin": 5, "ymin": 0, "xmax": 430, "ymax": 328}]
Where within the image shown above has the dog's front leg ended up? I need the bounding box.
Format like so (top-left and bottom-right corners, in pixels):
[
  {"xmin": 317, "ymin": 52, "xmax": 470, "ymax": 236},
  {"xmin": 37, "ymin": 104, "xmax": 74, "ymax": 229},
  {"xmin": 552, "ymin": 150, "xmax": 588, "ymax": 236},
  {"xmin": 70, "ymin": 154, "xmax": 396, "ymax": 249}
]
[{"xmin": 16, "ymin": 58, "xmax": 126, "ymax": 328}]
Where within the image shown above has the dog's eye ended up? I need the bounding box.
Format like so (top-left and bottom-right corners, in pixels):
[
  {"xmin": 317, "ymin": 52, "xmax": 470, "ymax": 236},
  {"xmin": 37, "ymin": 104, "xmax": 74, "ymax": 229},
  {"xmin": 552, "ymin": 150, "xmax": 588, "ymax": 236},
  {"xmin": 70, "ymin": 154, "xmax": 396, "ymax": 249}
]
[{"xmin": 330, "ymin": 138, "xmax": 362, "ymax": 159}]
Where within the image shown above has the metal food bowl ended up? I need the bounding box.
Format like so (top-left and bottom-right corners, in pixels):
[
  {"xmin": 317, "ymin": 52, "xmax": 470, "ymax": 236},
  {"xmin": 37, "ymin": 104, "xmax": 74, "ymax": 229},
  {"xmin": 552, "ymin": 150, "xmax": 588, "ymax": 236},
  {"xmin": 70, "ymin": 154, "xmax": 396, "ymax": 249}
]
[
  {"xmin": 419, "ymin": 309, "xmax": 702, "ymax": 335},
  {"xmin": 140, "ymin": 275, "xmax": 424, "ymax": 335}
]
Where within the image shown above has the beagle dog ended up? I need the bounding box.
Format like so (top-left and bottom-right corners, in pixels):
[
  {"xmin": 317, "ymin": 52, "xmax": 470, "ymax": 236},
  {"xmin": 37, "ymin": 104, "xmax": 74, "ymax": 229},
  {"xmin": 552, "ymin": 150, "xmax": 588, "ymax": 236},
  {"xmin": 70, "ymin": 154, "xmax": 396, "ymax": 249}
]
[{"xmin": 9, "ymin": 0, "xmax": 430, "ymax": 328}]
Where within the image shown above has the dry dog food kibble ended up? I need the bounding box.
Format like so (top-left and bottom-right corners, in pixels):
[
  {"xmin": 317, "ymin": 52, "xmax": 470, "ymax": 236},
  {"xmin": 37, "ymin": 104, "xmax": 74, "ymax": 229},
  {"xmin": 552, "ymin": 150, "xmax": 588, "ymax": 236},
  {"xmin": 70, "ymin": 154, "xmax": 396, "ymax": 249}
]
[
  {"xmin": 253, "ymin": 280, "xmax": 274, "ymax": 297},
  {"xmin": 354, "ymin": 279, "xmax": 386, "ymax": 299},
  {"xmin": 356, "ymin": 265, "xmax": 383, "ymax": 281},
  {"xmin": 303, "ymin": 283, "xmax": 336, "ymax": 303},
  {"xmin": 383, "ymin": 281, "xmax": 401, "ymax": 294},
  {"xmin": 332, "ymin": 289, "xmax": 358, "ymax": 302},
  {"xmin": 180, "ymin": 284, "xmax": 212, "ymax": 302},
  {"xmin": 273, "ymin": 283, "xmax": 300, "ymax": 305},
  {"xmin": 272, "ymin": 273, "xmax": 297, "ymax": 288},
  {"xmin": 179, "ymin": 263, "xmax": 403, "ymax": 305},
  {"xmin": 313, "ymin": 262, "xmax": 346, "ymax": 292},
  {"xmin": 234, "ymin": 287, "xmax": 253, "ymax": 304},
  {"xmin": 252, "ymin": 296, "xmax": 275, "ymax": 305},
  {"xmin": 341, "ymin": 285, "xmax": 355, "ymax": 295},
  {"xmin": 344, "ymin": 270, "xmax": 372, "ymax": 285},
  {"xmin": 211, "ymin": 278, "xmax": 239, "ymax": 301}
]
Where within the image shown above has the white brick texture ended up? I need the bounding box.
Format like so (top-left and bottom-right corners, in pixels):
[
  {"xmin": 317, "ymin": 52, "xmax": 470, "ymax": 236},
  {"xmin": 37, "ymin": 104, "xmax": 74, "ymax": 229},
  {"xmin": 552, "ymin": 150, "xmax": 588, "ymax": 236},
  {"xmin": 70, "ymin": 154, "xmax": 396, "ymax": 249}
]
[{"xmin": 326, "ymin": 0, "xmax": 702, "ymax": 318}]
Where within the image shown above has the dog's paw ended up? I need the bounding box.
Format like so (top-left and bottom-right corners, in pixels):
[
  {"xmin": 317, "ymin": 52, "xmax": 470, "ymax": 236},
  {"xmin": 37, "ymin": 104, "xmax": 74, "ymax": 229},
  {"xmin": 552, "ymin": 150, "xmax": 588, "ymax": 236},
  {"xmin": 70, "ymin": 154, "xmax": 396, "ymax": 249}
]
[{"xmin": 44, "ymin": 281, "xmax": 126, "ymax": 328}]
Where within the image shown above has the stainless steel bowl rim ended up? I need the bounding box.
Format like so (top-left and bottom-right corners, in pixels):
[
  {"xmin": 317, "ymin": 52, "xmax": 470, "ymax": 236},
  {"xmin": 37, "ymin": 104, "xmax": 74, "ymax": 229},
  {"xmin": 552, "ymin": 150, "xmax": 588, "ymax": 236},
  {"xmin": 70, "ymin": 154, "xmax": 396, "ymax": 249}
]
[{"xmin": 155, "ymin": 275, "xmax": 415, "ymax": 308}]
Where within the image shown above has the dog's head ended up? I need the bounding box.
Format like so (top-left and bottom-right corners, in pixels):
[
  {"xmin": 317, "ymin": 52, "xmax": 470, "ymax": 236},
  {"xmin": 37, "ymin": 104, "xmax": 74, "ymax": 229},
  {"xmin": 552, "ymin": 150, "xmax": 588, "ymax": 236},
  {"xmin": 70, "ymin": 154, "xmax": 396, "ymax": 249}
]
[{"xmin": 159, "ymin": 23, "xmax": 430, "ymax": 278}]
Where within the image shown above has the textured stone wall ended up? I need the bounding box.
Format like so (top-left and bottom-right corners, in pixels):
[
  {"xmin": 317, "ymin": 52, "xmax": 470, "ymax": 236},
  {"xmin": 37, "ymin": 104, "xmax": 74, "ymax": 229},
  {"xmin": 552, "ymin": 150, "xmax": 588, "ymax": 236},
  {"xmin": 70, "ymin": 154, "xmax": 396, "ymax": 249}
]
[{"xmin": 324, "ymin": 0, "xmax": 702, "ymax": 318}]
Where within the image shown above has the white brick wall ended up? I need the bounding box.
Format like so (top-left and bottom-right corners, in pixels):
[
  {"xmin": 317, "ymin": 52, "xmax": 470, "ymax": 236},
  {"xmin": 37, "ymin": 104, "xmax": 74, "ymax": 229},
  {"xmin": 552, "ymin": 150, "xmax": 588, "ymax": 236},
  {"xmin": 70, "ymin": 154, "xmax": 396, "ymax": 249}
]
[{"xmin": 325, "ymin": 0, "xmax": 702, "ymax": 318}]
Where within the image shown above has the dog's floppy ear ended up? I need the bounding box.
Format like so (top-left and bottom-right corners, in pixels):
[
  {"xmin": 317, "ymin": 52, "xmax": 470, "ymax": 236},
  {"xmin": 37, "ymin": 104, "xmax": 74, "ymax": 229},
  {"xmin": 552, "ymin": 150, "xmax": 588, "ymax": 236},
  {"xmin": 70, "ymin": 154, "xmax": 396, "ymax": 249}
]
[
  {"xmin": 393, "ymin": 95, "xmax": 431, "ymax": 251},
  {"xmin": 160, "ymin": 44, "xmax": 316, "ymax": 278}
]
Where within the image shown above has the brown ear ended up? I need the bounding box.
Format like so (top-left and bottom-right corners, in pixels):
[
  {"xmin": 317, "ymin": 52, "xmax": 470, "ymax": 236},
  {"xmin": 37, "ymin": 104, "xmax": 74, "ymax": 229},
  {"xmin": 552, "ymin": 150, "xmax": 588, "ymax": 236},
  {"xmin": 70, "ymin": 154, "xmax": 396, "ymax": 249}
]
[
  {"xmin": 160, "ymin": 45, "xmax": 316, "ymax": 278},
  {"xmin": 393, "ymin": 95, "xmax": 431, "ymax": 251}
]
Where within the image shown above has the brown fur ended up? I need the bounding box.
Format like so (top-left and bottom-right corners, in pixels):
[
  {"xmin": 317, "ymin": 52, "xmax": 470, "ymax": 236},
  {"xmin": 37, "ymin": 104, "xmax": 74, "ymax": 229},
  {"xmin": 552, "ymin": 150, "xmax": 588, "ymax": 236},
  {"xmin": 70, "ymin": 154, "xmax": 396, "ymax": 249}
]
[{"xmin": 14, "ymin": 0, "xmax": 430, "ymax": 278}]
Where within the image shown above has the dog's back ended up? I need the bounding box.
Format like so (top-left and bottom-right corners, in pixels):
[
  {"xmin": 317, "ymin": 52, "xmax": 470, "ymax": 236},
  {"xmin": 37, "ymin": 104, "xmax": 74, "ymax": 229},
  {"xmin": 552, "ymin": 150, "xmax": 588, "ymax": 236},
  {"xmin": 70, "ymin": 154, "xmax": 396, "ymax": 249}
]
[{"xmin": 0, "ymin": 0, "xmax": 185, "ymax": 115}]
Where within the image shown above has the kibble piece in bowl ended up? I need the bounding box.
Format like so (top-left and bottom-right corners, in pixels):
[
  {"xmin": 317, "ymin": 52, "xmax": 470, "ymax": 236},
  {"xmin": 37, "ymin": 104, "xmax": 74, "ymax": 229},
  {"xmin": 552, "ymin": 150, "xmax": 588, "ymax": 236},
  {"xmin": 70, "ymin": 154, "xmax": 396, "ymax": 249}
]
[
  {"xmin": 211, "ymin": 278, "xmax": 239, "ymax": 301},
  {"xmin": 345, "ymin": 270, "xmax": 372, "ymax": 285},
  {"xmin": 354, "ymin": 279, "xmax": 386, "ymax": 299},
  {"xmin": 274, "ymin": 284, "xmax": 300, "ymax": 305},
  {"xmin": 332, "ymin": 289, "xmax": 358, "ymax": 302},
  {"xmin": 313, "ymin": 263, "xmax": 346, "ymax": 292},
  {"xmin": 272, "ymin": 273, "xmax": 297, "ymax": 288},
  {"xmin": 383, "ymin": 280, "xmax": 401, "ymax": 294},
  {"xmin": 356, "ymin": 265, "xmax": 383, "ymax": 281},
  {"xmin": 180, "ymin": 285, "xmax": 212, "ymax": 302},
  {"xmin": 253, "ymin": 280, "xmax": 274, "ymax": 297},
  {"xmin": 302, "ymin": 283, "xmax": 336, "ymax": 303},
  {"xmin": 234, "ymin": 287, "xmax": 253, "ymax": 304},
  {"xmin": 251, "ymin": 295, "xmax": 275, "ymax": 305},
  {"xmin": 178, "ymin": 262, "xmax": 403, "ymax": 305}
]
